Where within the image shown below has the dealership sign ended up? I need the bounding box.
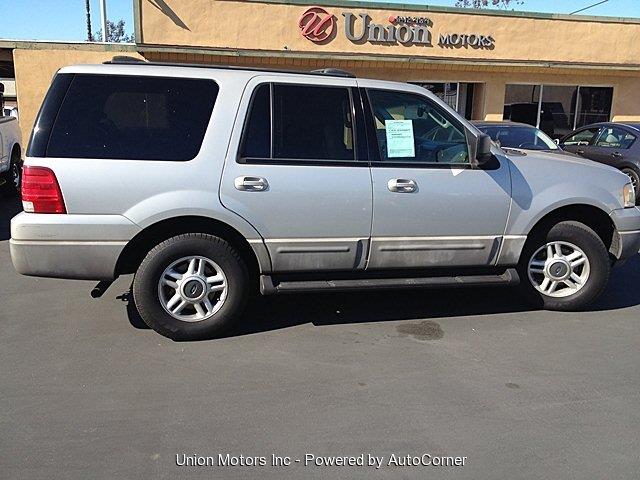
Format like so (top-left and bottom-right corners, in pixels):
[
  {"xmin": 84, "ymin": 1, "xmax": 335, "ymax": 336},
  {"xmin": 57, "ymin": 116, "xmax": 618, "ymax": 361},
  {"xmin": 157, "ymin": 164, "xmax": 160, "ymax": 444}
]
[
  {"xmin": 298, "ymin": 7, "xmax": 495, "ymax": 49},
  {"xmin": 298, "ymin": 7, "xmax": 336, "ymax": 42}
]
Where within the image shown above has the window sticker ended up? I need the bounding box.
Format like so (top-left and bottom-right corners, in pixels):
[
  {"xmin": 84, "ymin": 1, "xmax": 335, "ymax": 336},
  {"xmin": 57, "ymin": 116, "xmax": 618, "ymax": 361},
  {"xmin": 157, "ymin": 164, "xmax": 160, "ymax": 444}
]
[{"xmin": 385, "ymin": 120, "xmax": 415, "ymax": 158}]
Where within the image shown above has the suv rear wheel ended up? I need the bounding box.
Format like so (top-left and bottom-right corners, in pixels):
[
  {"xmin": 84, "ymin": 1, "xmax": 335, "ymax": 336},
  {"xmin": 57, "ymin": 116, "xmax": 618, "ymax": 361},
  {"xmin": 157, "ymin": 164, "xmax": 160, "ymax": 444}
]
[
  {"xmin": 133, "ymin": 233, "xmax": 249, "ymax": 340},
  {"xmin": 518, "ymin": 221, "xmax": 610, "ymax": 311}
]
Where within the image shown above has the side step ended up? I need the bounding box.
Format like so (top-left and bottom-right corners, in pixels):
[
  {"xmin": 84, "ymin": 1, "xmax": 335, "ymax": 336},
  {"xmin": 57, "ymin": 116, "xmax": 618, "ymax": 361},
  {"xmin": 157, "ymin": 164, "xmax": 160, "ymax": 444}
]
[{"xmin": 260, "ymin": 269, "xmax": 519, "ymax": 295}]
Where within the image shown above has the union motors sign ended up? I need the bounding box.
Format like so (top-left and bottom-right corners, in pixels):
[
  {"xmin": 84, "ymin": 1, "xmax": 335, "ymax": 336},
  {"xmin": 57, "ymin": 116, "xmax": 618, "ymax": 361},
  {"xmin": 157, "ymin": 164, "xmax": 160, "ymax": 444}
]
[{"xmin": 297, "ymin": 7, "xmax": 495, "ymax": 49}]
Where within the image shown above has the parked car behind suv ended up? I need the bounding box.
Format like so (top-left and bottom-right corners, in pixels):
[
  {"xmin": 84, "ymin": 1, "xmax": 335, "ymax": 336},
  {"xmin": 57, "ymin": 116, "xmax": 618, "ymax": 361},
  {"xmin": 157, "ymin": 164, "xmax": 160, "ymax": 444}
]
[
  {"xmin": 11, "ymin": 60, "xmax": 640, "ymax": 340},
  {"xmin": 560, "ymin": 122, "xmax": 640, "ymax": 203},
  {"xmin": 0, "ymin": 115, "xmax": 22, "ymax": 195},
  {"xmin": 473, "ymin": 121, "xmax": 574, "ymax": 155}
]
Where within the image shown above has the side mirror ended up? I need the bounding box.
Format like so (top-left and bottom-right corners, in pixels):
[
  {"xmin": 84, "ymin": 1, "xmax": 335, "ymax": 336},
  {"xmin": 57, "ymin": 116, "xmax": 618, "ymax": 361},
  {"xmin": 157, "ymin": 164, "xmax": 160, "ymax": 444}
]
[
  {"xmin": 554, "ymin": 138, "xmax": 560, "ymax": 145},
  {"xmin": 474, "ymin": 134, "xmax": 493, "ymax": 166}
]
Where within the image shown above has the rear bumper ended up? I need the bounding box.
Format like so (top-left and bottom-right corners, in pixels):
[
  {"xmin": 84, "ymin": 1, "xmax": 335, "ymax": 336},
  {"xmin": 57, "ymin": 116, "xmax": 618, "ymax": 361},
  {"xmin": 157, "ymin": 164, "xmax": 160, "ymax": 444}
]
[
  {"xmin": 610, "ymin": 207, "xmax": 640, "ymax": 260},
  {"xmin": 10, "ymin": 212, "xmax": 139, "ymax": 280},
  {"xmin": 10, "ymin": 239, "xmax": 127, "ymax": 280}
]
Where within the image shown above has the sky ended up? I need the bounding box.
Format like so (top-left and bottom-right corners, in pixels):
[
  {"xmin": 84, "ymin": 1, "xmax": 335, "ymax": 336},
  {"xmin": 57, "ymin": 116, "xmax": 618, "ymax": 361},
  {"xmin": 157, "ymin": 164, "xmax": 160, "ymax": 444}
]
[{"xmin": 0, "ymin": 0, "xmax": 639, "ymax": 42}]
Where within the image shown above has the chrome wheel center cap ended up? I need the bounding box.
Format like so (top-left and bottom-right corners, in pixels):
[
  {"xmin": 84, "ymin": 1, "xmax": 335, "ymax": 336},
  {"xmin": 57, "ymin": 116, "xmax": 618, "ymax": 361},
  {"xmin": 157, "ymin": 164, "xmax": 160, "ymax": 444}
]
[
  {"xmin": 546, "ymin": 260, "xmax": 570, "ymax": 281},
  {"xmin": 180, "ymin": 276, "xmax": 207, "ymax": 301}
]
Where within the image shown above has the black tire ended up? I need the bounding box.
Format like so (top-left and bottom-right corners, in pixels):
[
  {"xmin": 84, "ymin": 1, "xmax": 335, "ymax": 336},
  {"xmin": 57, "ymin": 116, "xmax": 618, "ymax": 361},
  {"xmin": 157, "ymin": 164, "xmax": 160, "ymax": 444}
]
[
  {"xmin": 620, "ymin": 167, "xmax": 640, "ymax": 204},
  {"xmin": 1, "ymin": 148, "xmax": 21, "ymax": 197},
  {"xmin": 132, "ymin": 233, "xmax": 249, "ymax": 340},
  {"xmin": 517, "ymin": 221, "xmax": 610, "ymax": 311}
]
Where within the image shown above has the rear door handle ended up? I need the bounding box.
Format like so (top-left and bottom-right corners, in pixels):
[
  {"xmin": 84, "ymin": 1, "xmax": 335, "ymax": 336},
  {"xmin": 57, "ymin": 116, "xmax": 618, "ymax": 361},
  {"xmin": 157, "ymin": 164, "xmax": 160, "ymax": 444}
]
[
  {"xmin": 388, "ymin": 178, "xmax": 417, "ymax": 193},
  {"xmin": 234, "ymin": 176, "xmax": 269, "ymax": 191},
  {"xmin": 612, "ymin": 152, "xmax": 623, "ymax": 158},
  {"xmin": 576, "ymin": 149, "xmax": 585, "ymax": 155}
]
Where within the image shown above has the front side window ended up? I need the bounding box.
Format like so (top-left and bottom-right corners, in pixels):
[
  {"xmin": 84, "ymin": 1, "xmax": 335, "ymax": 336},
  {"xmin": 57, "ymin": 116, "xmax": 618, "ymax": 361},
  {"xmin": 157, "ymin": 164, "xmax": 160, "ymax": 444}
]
[
  {"xmin": 46, "ymin": 74, "xmax": 218, "ymax": 161},
  {"xmin": 368, "ymin": 89, "xmax": 468, "ymax": 164},
  {"xmin": 563, "ymin": 127, "xmax": 600, "ymax": 146},
  {"xmin": 595, "ymin": 127, "xmax": 636, "ymax": 149}
]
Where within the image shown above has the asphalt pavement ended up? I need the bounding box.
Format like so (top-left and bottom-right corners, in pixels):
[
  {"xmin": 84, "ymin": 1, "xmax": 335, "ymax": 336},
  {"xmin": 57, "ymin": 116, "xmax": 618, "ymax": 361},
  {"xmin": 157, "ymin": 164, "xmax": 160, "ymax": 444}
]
[{"xmin": 1, "ymin": 196, "xmax": 639, "ymax": 479}]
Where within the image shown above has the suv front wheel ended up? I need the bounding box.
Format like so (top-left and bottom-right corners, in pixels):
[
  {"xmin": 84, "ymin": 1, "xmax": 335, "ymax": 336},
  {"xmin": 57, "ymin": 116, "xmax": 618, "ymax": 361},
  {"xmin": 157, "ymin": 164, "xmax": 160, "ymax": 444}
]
[
  {"xmin": 518, "ymin": 221, "xmax": 611, "ymax": 311},
  {"xmin": 133, "ymin": 233, "xmax": 249, "ymax": 340}
]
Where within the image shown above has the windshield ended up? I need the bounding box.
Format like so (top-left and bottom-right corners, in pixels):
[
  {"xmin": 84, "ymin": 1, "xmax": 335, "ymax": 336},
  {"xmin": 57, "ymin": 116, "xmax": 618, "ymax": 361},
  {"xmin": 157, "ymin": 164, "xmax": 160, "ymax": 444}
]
[{"xmin": 478, "ymin": 125, "xmax": 559, "ymax": 151}]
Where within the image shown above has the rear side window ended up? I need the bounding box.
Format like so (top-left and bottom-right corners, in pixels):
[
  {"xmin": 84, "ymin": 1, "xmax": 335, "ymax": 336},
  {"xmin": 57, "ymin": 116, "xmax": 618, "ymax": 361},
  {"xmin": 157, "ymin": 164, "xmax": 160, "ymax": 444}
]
[
  {"xmin": 241, "ymin": 84, "xmax": 271, "ymax": 158},
  {"xmin": 239, "ymin": 83, "xmax": 355, "ymax": 162},
  {"xmin": 45, "ymin": 74, "xmax": 218, "ymax": 161},
  {"xmin": 273, "ymin": 85, "xmax": 354, "ymax": 161}
]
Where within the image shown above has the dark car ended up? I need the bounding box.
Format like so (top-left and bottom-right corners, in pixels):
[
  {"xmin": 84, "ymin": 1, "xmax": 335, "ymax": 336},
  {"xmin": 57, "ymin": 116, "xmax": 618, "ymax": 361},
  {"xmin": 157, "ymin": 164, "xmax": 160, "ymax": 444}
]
[
  {"xmin": 559, "ymin": 122, "xmax": 640, "ymax": 202},
  {"xmin": 473, "ymin": 121, "xmax": 570, "ymax": 155}
]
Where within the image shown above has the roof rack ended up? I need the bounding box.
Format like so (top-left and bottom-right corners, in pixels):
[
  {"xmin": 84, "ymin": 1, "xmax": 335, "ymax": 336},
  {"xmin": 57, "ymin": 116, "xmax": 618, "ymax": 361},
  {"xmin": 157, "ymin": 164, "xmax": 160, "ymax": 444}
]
[{"xmin": 103, "ymin": 56, "xmax": 356, "ymax": 78}]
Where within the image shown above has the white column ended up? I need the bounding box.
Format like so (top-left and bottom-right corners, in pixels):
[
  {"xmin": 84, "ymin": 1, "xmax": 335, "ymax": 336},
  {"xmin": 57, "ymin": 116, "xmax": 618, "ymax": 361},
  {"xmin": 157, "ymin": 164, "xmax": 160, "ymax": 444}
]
[{"xmin": 99, "ymin": 0, "xmax": 108, "ymax": 42}]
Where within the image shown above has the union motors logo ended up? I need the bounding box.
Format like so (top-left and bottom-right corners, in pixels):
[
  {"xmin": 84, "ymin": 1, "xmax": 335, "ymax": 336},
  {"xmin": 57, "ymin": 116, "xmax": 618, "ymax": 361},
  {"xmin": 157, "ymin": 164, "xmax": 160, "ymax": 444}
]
[
  {"xmin": 297, "ymin": 7, "xmax": 494, "ymax": 49},
  {"xmin": 298, "ymin": 6, "xmax": 336, "ymax": 42}
]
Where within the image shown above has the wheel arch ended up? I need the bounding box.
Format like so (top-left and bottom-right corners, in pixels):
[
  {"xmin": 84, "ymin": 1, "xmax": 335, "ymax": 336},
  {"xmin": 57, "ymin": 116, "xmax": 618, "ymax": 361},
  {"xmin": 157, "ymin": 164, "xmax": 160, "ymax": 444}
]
[
  {"xmin": 524, "ymin": 204, "xmax": 617, "ymax": 258},
  {"xmin": 115, "ymin": 215, "xmax": 270, "ymax": 281},
  {"xmin": 11, "ymin": 142, "xmax": 21, "ymax": 160}
]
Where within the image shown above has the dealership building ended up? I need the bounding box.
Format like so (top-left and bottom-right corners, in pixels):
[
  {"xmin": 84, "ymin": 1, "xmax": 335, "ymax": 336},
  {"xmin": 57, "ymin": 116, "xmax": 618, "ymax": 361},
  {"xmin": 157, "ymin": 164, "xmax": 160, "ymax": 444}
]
[{"xmin": 2, "ymin": 0, "xmax": 640, "ymax": 142}]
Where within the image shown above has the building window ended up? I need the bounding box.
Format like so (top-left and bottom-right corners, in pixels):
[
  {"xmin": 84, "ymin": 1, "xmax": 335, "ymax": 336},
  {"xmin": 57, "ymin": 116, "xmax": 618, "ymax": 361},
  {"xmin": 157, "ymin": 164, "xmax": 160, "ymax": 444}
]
[
  {"xmin": 412, "ymin": 82, "xmax": 476, "ymax": 120},
  {"xmin": 504, "ymin": 84, "xmax": 613, "ymax": 139}
]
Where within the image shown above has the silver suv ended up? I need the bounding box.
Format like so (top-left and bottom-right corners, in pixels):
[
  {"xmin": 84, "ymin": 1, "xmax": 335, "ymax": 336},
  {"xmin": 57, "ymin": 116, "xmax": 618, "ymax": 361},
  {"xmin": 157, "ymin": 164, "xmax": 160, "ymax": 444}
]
[{"xmin": 11, "ymin": 60, "xmax": 640, "ymax": 340}]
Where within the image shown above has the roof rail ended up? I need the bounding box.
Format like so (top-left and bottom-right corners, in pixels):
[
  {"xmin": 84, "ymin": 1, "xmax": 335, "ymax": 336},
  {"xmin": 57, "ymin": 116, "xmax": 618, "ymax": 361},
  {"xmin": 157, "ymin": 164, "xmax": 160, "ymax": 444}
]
[
  {"xmin": 105, "ymin": 56, "xmax": 146, "ymax": 64},
  {"xmin": 310, "ymin": 68, "xmax": 355, "ymax": 78},
  {"xmin": 102, "ymin": 57, "xmax": 356, "ymax": 78}
]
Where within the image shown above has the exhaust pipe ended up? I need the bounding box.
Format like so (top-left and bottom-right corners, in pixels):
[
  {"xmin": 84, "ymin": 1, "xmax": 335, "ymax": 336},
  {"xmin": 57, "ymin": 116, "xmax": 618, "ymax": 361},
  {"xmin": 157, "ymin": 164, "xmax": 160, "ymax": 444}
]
[{"xmin": 91, "ymin": 280, "xmax": 113, "ymax": 298}]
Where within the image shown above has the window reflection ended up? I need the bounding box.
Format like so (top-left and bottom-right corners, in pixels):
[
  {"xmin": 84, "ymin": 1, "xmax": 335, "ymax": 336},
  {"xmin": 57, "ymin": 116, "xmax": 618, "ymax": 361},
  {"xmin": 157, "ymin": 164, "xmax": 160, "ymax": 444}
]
[{"xmin": 504, "ymin": 84, "xmax": 613, "ymax": 138}]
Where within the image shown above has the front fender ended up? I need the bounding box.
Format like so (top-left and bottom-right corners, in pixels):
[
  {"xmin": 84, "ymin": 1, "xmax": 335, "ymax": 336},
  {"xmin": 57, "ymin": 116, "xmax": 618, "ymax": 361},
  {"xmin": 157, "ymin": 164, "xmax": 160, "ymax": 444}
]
[
  {"xmin": 507, "ymin": 184, "xmax": 619, "ymax": 236},
  {"xmin": 506, "ymin": 153, "xmax": 625, "ymax": 235}
]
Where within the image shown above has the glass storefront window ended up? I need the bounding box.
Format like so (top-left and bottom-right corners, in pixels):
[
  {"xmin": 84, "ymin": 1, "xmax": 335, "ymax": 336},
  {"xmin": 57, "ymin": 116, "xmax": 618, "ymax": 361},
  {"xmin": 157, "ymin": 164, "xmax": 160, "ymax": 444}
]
[
  {"xmin": 575, "ymin": 87, "xmax": 613, "ymax": 128},
  {"xmin": 539, "ymin": 85, "xmax": 577, "ymax": 140},
  {"xmin": 503, "ymin": 84, "xmax": 541, "ymax": 127},
  {"xmin": 412, "ymin": 82, "xmax": 476, "ymax": 119},
  {"xmin": 504, "ymin": 84, "xmax": 613, "ymax": 139}
]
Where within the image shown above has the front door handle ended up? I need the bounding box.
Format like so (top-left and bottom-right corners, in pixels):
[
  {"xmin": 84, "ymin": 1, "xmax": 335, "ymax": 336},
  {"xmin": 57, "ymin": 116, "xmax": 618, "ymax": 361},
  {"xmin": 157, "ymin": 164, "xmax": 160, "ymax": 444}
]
[
  {"xmin": 388, "ymin": 178, "xmax": 417, "ymax": 193},
  {"xmin": 234, "ymin": 176, "xmax": 269, "ymax": 191},
  {"xmin": 612, "ymin": 152, "xmax": 623, "ymax": 158},
  {"xmin": 576, "ymin": 149, "xmax": 585, "ymax": 155}
]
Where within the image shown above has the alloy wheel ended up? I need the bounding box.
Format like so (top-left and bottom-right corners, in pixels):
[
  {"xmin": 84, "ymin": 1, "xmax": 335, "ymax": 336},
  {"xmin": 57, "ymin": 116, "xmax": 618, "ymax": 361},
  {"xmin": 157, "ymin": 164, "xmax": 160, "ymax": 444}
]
[
  {"xmin": 157, "ymin": 255, "xmax": 228, "ymax": 322},
  {"xmin": 527, "ymin": 241, "xmax": 590, "ymax": 298}
]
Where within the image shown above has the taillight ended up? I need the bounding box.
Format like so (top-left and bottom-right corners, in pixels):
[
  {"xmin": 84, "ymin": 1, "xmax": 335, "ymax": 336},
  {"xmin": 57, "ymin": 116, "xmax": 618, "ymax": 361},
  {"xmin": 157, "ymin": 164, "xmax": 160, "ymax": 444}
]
[{"xmin": 21, "ymin": 166, "xmax": 66, "ymax": 214}]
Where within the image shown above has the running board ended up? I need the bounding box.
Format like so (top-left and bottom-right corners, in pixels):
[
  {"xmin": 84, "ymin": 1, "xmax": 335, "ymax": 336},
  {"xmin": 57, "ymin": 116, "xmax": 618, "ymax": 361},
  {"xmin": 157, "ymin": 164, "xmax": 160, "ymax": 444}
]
[{"xmin": 260, "ymin": 269, "xmax": 519, "ymax": 295}]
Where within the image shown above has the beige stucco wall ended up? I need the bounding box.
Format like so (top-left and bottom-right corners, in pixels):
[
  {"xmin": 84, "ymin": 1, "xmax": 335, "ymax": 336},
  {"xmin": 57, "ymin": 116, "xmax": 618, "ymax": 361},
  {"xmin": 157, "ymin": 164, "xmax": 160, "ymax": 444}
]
[
  {"xmin": 144, "ymin": 50, "xmax": 640, "ymax": 123},
  {"xmin": 10, "ymin": 0, "xmax": 640, "ymax": 147},
  {"xmin": 13, "ymin": 49, "xmax": 142, "ymax": 143},
  {"xmin": 140, "ymin": 0, "xmax": 640, "ymax": 66}
]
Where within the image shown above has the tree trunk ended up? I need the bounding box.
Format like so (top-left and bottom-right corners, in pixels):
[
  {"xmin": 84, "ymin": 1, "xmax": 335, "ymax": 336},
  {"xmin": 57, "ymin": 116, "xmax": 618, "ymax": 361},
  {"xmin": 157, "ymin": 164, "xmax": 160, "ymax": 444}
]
[{"xmin": 86, "ymin": 0, "xmax": 93, "ymax": 41}]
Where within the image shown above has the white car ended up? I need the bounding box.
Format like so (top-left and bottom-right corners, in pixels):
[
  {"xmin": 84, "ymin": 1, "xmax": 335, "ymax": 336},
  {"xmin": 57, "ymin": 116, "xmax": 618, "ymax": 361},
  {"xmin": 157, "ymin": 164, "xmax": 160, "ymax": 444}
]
[{"xmin": 0, "ymin": 114, "xmax": 22, "ymax": 194}]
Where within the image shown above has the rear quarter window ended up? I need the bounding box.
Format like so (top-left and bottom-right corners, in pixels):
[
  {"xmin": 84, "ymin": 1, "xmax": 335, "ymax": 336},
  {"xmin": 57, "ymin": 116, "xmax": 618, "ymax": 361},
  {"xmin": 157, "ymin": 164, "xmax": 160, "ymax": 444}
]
[{"xmin": 44, "ymin": 74, "xmax": 218, "ymax": 161}]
